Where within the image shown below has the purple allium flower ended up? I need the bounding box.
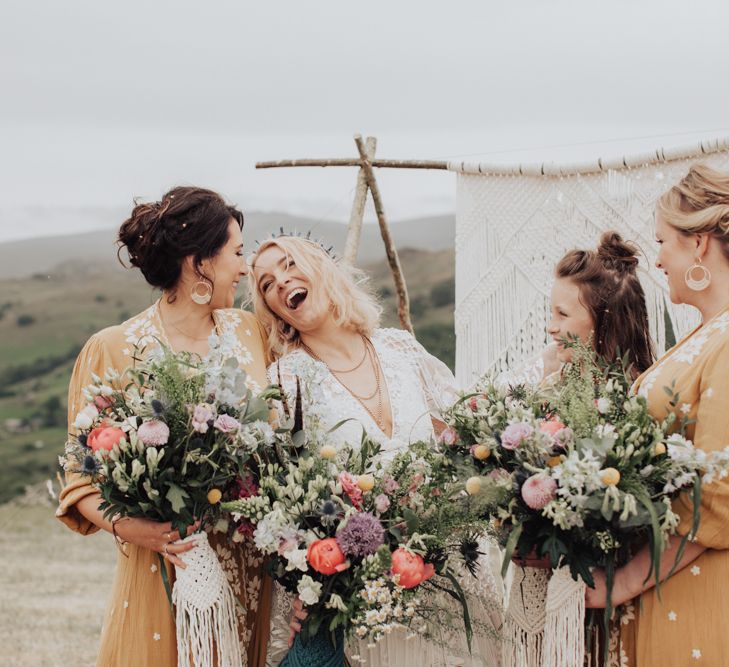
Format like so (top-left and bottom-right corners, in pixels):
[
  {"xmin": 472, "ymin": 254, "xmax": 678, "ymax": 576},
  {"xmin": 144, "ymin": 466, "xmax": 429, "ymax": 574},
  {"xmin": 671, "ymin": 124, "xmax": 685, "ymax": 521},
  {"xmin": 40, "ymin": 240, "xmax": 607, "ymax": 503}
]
[
  {"xmin": 336, "ymin": 512, "xmax": 385, "ymax": 557},
  {"xmin": 214, "ymin": 414, "xmax": 241, "ymax": 434},
  {"xmin": 501, "ymin": 422, "xmax": 534, "ymax": 450},
  {"xmin": 137, "ymin": 419, "xmax": 170, "ymax": 446},
  {"xmin": 374, "ymin": 493, "xmax": 391, "ymax": 513}
]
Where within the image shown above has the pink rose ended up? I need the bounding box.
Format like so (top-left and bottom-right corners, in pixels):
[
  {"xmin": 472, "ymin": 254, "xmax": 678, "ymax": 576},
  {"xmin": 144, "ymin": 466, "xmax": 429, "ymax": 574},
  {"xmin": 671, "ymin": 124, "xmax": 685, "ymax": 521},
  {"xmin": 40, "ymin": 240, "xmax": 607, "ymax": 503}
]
[
  {"xmin": 439, "ymin": 427, "xmax": 459, "ymax": 446},
  {"xmin": 521, "ymin": 474, "xmax": 557, "ymax": 510},
  {"xmin": 501, "ymin": 422, "xmax": 534, "ymax": 450},
  {"xmin": 192, "ymin": 404, "xmax": 215, "ymax": 433},
  {"xmin": 339, "ymin": 472, "xmax": 363, "ymax": 509},
  {"xmin": 214, "ymin": 414, "xmax": 241, "ymax": 434},
  {"xmin": 374, "ymin": 493, "xmax": 391, "ymax": 513},
  {"xmin": 382, "ymin": 477, "xmax": 400, "ymax": 494}
]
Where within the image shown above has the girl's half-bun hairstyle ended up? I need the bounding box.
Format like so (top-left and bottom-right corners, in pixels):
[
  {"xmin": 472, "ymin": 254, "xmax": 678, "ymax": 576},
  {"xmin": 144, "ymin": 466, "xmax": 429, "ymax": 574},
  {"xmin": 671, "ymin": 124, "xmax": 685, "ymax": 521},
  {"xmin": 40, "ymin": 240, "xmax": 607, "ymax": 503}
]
[
  {"xmin": 118, "ymin": 186, "xmax": 243, "ymax": 295},
  {"xmin": 556, "ymin": 231, "xmax": 654, "ymax": 376}
]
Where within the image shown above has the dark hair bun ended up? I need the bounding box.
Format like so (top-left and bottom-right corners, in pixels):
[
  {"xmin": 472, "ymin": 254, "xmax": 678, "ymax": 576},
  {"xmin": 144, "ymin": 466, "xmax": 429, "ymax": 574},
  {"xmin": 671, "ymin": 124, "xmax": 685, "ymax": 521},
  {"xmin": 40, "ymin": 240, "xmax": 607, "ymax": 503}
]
[
  {"xmin": 117, "ymin": 187, "xmax": 244, "ymax": 291},
  {"xmin": 596, "ymin": 231, "xmax": 640, "ymax": 274}
]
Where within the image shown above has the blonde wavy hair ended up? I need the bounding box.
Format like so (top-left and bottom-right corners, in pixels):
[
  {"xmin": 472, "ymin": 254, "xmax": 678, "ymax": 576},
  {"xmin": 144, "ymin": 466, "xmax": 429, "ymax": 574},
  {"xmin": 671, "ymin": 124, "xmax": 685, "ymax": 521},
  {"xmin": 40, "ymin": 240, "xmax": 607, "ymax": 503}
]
[
  {"xmin": 248, "ymin": 236, "xmax": 382, "ymax": 356},
  {"xmin": 658, "ymin": 163, "xmax": 729, "ymax": 261}
]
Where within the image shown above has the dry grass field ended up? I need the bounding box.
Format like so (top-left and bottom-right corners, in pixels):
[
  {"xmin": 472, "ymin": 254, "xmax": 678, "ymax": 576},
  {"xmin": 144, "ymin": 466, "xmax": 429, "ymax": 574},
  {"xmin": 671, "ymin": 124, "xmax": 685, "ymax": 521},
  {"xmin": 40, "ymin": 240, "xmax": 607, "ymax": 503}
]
[{"xmin": 0, "ymin": 487, "xmax": 116, "ymax": 667}]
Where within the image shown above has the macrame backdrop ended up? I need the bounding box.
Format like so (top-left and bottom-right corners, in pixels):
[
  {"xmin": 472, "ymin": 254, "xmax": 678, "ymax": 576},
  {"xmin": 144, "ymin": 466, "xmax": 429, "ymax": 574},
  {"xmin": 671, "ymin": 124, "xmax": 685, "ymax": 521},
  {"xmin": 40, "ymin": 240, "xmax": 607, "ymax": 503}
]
[{"xmin": 449, "ymin": 137, "xmax": 729, "ymax": 386}]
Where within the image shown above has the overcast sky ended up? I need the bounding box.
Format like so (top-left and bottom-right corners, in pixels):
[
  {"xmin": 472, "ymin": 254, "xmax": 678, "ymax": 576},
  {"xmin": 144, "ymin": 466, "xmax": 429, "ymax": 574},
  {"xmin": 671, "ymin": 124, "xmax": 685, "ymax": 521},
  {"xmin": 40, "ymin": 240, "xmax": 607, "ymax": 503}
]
[{"xmin": 2, "ymin": 0, "xmax": 729, "ymax": 241}]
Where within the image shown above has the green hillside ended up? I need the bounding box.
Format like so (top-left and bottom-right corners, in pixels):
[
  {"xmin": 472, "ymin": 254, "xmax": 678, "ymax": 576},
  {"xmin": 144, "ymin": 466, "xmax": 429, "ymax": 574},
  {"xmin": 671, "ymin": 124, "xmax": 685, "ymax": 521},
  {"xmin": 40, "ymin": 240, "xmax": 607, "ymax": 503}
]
[{"xmin": 0, "ymin": 248, "xmax": 454, "ymax": 503}]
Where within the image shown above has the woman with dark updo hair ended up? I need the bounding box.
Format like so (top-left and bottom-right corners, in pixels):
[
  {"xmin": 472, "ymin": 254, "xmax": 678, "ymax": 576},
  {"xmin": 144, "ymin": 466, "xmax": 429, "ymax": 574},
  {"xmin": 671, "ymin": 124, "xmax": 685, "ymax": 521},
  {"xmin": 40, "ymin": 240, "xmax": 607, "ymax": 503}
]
[
  {"xmin": 56, "ymin": 186, "xmax": 272, "ymax": 667},
  {"xmin": 502, "ymin": 231, "xmax": 655, "ymax": 667}
]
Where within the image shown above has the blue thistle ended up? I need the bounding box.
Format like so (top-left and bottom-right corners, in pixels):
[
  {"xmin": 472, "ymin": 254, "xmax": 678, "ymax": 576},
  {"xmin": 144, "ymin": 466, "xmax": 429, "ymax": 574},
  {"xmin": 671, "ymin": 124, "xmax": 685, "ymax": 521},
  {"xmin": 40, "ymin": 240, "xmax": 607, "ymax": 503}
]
[{"xmin": 81, "ymin": 455, "xmax": 100, "ymax": 474}]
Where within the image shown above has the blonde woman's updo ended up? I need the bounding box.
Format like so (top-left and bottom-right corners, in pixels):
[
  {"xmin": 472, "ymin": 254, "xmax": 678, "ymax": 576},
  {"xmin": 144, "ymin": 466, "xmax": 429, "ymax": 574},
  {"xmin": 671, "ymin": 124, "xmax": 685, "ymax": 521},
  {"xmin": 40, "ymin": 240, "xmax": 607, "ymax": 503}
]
[
  {"xmin": 249, "ymin": 236, "xmax": 382, "ymax": 357},
  {"xmin": 657, "ymin": 163, "xmax": 729, "ymax": 261}
]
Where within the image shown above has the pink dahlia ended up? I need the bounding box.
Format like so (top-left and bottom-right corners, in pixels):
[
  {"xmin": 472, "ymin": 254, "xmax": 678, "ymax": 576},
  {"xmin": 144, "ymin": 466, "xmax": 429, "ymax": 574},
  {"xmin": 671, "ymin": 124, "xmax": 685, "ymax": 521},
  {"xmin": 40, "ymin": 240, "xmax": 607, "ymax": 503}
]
[
  {"xmin": 501, "ymin": 422, "xmax": 534, "ymax": 450},
  {"xmin": 137, "ymin": 419, "xmax": 170, "ymax": 446},
  {"xmin": 521, "ymin": 474, "xmax": 557, "ymax": 510}
]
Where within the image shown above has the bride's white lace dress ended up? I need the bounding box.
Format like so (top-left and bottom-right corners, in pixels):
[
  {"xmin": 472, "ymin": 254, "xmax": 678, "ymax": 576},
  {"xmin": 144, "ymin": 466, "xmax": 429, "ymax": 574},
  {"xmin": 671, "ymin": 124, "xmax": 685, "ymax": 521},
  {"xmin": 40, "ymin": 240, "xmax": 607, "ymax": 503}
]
[{"xmin": 265, "ymin": 328, "xmax": 503, "ymax": 667}]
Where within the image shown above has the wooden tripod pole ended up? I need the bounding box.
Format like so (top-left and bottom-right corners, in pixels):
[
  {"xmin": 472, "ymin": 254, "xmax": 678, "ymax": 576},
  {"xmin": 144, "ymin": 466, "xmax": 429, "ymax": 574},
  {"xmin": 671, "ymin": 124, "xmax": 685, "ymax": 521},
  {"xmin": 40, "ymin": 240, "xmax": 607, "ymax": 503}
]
[
  {"xmin": 343, "ymin": 136, "xmax": 376, "ymax": 265},
  {"xmin": 354, "ymin": 134, "xmax": 413, "ymax": 334}
]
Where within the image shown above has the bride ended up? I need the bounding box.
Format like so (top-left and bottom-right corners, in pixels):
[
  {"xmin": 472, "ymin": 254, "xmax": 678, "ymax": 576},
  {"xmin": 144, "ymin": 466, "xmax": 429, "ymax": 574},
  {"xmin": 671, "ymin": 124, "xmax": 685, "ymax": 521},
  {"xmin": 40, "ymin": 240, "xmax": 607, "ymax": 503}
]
[{"xmin": 249, "ymin": 235, "xmax": 502, "ymax": 666}]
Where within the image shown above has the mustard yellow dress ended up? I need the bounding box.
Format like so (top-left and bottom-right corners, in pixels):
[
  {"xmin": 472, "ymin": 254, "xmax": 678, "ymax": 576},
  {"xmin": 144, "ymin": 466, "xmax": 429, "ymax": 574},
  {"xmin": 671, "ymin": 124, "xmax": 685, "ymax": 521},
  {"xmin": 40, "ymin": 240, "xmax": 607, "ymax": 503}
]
[
  {"xmin": 614, "ymin": 304, "xmax": 729, "ymax": 666},
  {"xmin": 56, "ymin": 303, "xmax": 273, "ymax": 667}
]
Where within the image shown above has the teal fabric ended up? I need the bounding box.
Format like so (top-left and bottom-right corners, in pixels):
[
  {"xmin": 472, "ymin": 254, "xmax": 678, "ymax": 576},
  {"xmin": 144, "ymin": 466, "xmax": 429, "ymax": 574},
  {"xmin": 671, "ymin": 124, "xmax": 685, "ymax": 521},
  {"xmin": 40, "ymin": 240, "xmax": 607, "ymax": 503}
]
[{"xmin": 278, "ymin": 626, "xmax": 345, "ymax": 667}]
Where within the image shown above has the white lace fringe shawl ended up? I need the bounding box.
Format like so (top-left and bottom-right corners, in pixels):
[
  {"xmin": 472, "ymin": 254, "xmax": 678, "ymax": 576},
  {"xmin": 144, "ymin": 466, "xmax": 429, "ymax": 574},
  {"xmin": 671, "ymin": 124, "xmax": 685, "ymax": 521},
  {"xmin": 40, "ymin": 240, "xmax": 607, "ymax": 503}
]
[{"xmin": 173, "ymin": 532, "xmax": 242, "ymax": 667}]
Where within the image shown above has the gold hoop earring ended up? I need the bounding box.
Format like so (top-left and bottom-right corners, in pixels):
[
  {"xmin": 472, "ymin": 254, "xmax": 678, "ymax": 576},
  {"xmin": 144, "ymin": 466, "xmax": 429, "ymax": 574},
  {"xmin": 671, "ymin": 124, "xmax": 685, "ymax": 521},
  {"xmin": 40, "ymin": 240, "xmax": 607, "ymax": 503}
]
[
  {"xmin": 685, "ymin": 259, "xmax": 711, "ymax": 291},
  {"xmin": 190, "ymin": 280, "xmax": 213, "ymax": 305}
]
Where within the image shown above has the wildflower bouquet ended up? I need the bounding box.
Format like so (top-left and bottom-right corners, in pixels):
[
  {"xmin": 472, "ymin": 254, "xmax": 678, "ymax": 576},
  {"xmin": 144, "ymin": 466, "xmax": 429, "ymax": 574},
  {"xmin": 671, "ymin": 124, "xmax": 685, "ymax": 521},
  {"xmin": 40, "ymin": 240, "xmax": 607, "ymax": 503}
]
[
  {"xmin": 60, "ymin": 330, "xmax": 282, "ymax": 667},
  {"xmin": 223, "ymin": 433, "xmax": 491, "ymax": 666},
  {"xmin": 443, "ymin": 344, "xmax": 729, "ymax": 661}
]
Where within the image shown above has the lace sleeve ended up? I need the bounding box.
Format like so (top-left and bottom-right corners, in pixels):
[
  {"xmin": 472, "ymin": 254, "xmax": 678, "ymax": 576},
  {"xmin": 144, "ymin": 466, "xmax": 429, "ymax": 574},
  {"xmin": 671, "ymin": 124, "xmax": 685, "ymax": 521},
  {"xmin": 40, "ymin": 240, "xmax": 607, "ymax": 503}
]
[{"xmin": 376, "ymin": 328, "xmax": 459, "ymax": 412}]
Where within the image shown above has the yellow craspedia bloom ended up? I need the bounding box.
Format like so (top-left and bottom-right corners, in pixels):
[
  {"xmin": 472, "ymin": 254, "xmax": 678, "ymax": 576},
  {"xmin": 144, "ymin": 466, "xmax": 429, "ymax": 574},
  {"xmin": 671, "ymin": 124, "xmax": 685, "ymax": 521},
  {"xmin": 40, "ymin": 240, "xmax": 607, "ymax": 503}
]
[
  {"xmin": 546, "ymin": 455, "xmax": 563, "ymax": 468},
  {"xmin": 207, "ymin": 488, "xmax": 222, "ymax": 504},
  {"xmin": 473, "ymin": 445, "xmax": 491, "ymax": 461},
  {"xmin": 654, "ymin": 442, "xmax": 667, "ymax": 456},
  {"xmin": 357, "ymin": 474, "xmax": 375, "ymax": 492},
  {"xmin": 466, "ymin": 476, "xmax": 482, "ymax": 495},
  {"xmin": 600, "ymin": 468, "xmax": 621, "ymax": 486},
  {"xmin": 320, "ymin": 445, "xmax": 337, "ymax": 460}
]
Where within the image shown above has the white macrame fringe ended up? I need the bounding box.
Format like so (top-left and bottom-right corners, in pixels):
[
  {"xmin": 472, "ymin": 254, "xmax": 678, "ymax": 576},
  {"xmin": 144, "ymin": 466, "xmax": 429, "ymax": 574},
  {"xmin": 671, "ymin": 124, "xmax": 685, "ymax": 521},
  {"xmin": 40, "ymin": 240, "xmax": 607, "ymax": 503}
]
[
  {"xmin": 172, "ymin": 532, "xmax": 242, "ymax": 667},
  {"xmin": 502, "ymin": 566, "xmax": 550, "ymax": 667},
  {"xmin": 542, "ymin": 566, "xmax": 586, "ymax": 667},
  {"xmin": 502, "ymin": 620, "xmax": 544, "ymax": 667}
]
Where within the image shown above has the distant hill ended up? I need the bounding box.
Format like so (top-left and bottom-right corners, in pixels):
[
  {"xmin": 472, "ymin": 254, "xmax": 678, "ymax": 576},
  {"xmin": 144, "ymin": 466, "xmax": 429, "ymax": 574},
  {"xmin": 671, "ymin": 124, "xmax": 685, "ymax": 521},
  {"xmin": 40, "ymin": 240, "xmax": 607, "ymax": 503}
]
[
  {"xmin": 0, "ymin": 246, "xmax": 454, "ymax": 503},
  {"xmin": 0, "ymin": 210, "xmax": 454, "ymax": 279}
]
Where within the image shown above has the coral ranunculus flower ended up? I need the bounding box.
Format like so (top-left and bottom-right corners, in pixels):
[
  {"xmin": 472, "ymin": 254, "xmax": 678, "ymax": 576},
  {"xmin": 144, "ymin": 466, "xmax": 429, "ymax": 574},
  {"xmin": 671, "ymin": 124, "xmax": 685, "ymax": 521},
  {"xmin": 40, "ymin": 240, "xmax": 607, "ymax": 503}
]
[
  {"xmin": 87, "ymin": 426, "xmax": 125, "ymax": 453},
  {"xmin": 391, "ymin": 547, "xmax": 435, "ymax": 589},
  {"xmin": 307, "ymin": 538, "xmax": 347, "ymax": 575}
]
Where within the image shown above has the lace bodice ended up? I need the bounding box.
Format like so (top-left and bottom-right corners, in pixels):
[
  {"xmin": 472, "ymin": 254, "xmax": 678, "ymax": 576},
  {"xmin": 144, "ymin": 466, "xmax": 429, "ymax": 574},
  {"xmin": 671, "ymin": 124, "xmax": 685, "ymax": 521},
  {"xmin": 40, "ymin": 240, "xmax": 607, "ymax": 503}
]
[{"xmin": 268, "ymin": 328, "xmax": 458, "ymax": 463}]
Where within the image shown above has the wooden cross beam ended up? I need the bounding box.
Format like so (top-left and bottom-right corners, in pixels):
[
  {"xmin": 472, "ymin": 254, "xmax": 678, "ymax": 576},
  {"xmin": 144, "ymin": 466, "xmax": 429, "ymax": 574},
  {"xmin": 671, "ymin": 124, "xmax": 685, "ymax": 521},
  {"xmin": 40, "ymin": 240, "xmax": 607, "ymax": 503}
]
[{"xmin": 255, "ymin": 134, "xmax": 448, "ymax": 334}]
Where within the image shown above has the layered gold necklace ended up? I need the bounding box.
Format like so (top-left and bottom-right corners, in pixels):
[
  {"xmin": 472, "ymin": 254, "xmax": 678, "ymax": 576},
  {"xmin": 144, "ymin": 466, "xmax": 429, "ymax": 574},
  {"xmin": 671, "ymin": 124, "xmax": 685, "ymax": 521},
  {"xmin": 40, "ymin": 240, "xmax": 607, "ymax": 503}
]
[{"xmin": 301, "ymin": 335, "xmax": 388, "ymax": 434}]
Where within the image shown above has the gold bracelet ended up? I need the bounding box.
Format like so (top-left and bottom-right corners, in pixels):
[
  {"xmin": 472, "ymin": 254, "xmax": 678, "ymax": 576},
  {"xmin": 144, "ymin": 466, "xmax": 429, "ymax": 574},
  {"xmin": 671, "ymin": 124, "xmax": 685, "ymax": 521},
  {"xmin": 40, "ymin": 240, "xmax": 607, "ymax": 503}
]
[{"xmin": 111, "ymin": 516, "xmax": 130, "ymax": 558}]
